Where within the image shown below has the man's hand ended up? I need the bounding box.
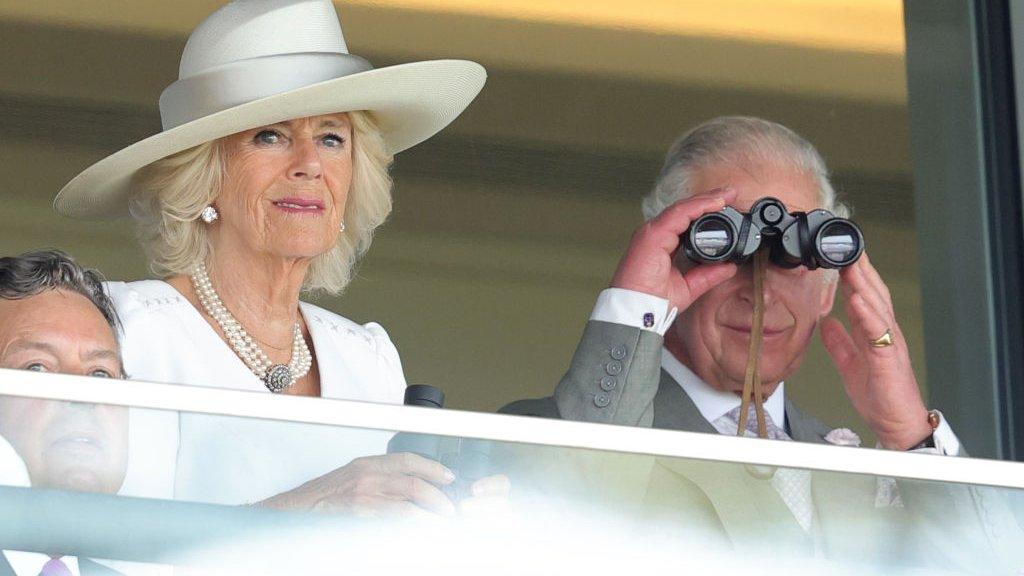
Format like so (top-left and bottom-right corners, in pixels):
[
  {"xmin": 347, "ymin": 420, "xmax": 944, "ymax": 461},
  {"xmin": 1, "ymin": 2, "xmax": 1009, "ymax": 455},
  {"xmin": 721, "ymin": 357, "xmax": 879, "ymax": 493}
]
[
  {"xmin": 819, "ymin": 253, "xmax": 933, "ymax": 450},
  {"xmin": 257, "ymin": 452, "xmax": 457, "ymax": 518},
  {"xmin": 610, "ymin": 189, "xmax": 739, "ymax": 310}
]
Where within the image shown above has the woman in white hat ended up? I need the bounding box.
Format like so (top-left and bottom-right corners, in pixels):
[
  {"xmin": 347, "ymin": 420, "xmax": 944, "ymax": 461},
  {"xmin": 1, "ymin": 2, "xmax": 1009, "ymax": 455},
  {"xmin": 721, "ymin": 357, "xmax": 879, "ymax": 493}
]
[{"xmin": 54, "ymin": 0, "xmax": 502, "ymax": 515}]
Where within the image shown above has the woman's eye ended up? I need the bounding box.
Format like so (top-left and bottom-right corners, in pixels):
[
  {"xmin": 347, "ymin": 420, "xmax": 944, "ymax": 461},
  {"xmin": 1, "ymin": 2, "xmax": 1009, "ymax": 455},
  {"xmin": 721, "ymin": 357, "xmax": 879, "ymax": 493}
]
[
  {"xmin": 90, "ymin": 369, "xmax": 114, "ymax": 379},
  {"xmin": 24, "ymin": 363, "xmax": 48, "ymax": 373},
  {"xmin": 321, "ymin": 133, "xmax": 345, "ymax": 148},
  {"xmin": 254, "ymin": 130, "xmax": 281, "ymax": 145}
]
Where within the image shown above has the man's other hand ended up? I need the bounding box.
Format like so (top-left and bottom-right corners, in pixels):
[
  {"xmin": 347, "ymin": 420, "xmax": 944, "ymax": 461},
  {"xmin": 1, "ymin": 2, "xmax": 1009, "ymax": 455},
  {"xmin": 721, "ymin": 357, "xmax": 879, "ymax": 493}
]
[{"xmin": 820, "ymin": 253, "xmax": 933, "ymax": 450}]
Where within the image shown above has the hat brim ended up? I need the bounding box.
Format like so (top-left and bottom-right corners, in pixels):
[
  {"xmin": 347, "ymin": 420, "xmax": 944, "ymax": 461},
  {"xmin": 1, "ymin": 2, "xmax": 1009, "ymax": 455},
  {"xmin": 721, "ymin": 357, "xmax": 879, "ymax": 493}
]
[{"xmin": 54, "ymin": 59, "xmax": 485, "ymax": 220}]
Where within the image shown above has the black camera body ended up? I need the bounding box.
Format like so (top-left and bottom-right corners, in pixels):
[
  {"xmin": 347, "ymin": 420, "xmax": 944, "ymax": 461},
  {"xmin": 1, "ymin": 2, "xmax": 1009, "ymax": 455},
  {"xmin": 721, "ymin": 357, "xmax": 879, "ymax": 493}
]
[
  {"xmin": 386, "ymin": 385, "xmax": 492, "ymax": 501},
  {"xmin": 681, "ymin": 197, "xmax": 864, "ymax": 269}
]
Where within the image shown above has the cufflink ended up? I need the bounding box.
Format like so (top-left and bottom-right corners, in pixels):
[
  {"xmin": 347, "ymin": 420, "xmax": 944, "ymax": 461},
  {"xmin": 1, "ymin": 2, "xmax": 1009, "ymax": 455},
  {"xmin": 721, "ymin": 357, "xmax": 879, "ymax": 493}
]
[
  {"xmin": 907, "ymin": 410, "xmax": 941, "ymax": 450},
  {"xmin": 643, "ymin": 312, "xmax": 655, "ymax": 328}
]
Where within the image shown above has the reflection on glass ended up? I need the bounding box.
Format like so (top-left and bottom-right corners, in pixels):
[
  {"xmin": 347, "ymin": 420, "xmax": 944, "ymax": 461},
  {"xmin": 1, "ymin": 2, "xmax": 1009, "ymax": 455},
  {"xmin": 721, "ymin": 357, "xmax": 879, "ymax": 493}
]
[
  {"xmin": 0, "ymin": 394, "xmax": 1021, "ymax": 574},
  {"xmin": 819, "ymin": 230, "xmax": 857, "ymax": 263},
  {"xmin": 0, "ymin": 399, "xmax": 126, "ymax": 496},
  {"xmin": 694, "ymin": 222, "xmax": 733, "ymax": 257}
]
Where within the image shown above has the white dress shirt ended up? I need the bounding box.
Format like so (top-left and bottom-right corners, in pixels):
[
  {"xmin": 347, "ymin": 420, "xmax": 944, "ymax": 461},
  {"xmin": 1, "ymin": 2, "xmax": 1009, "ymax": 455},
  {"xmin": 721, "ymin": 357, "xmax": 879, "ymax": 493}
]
[
  {"xmin": 590, "ymin": 288, "xmax": 961, "ymax": 454},
  {"xmin": 105, "ymin": 280, "xmax": 408, "ymax": 505},
  {"xmin": 662, "ymin": 349, "xmax": 787, "ymax": 429}
]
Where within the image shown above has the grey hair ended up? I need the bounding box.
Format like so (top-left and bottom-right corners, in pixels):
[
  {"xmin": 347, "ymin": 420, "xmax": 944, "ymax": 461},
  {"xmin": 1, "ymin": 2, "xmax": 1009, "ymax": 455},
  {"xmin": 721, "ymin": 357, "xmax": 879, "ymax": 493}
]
[
  {"xmin": 0, "ymin": 249, "xmax": 121, "ymax": 334},
  {"xmin": 642, "ymin": 116, "xmax": 849, "ymax": 221}
]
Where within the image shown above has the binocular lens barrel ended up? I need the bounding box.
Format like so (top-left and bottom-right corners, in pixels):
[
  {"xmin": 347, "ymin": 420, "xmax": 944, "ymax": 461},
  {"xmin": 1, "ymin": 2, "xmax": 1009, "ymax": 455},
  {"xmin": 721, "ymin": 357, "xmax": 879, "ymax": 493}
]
[
  {"xmin": 682, "ymin": 197, "xmax": 864, "ymax": 270},
  {"xmin": 691, "ymin": 216, "xmax": 734, "ymax": 260},
  {"xmin": 403, "ymin": 384, "xmax": 445, "ymax": 408},
  {"xmin": 816, "ymin": 220, "xmax": 862, "ymax": 266}
]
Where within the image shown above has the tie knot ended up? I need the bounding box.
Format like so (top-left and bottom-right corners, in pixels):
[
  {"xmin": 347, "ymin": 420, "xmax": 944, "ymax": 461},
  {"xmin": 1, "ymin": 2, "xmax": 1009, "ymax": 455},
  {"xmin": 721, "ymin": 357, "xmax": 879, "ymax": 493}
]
[{"xmin": 39, "ymin": 557, "xmax": 72, "ymax": 576}]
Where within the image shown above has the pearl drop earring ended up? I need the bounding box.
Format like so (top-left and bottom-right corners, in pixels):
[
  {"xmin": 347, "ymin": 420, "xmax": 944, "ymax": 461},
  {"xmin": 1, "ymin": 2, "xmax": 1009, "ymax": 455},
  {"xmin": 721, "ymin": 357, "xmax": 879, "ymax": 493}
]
[
  {"xmin": 340, "ymin": 221, "xmax": 346, "ymax": 232},
  {"xmin": 200, "ymin": 206, "xmax": 219, "ymax": 223}
]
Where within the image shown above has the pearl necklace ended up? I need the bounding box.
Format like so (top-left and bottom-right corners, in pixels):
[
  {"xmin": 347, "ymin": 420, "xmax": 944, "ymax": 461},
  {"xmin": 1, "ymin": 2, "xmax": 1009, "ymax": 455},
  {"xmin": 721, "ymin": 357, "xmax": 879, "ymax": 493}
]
[{"xmin": 191, "ymin": 262, "xmax": 312, "ymax": 393}]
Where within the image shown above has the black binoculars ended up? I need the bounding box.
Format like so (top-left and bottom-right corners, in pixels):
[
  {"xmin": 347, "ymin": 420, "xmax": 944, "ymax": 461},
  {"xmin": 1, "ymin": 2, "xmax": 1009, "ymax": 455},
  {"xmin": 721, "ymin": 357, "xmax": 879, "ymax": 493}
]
[
  {"xmin": 386, "ymin": 385, "xmax": 493, "ymax": 501},
  {"xmin": 681, "ymin": 197, "xmax": 864, "ymax": 269}
]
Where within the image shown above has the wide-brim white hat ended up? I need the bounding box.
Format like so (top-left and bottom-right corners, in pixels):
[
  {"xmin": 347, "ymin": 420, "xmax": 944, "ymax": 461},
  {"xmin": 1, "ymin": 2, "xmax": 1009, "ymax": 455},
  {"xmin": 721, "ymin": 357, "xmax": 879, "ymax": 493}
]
[{"xmin": 54, "ymin": 0, "xmax": 486, "ymax": 219}]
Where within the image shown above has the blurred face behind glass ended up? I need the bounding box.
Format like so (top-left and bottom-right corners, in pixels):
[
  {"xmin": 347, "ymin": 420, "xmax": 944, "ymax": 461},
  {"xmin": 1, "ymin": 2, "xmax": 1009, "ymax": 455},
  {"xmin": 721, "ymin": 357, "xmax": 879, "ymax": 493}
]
[
  {"xmin": 670, "ymin": 158, "xmax": 838, "ymax": 395},
  {"xmin": 213, "ymin": 113, "xmax": 354, "ymax": 262},
  {"xmin": 0, "ymin": 289, "xmax": 127, "ymax": 494}
]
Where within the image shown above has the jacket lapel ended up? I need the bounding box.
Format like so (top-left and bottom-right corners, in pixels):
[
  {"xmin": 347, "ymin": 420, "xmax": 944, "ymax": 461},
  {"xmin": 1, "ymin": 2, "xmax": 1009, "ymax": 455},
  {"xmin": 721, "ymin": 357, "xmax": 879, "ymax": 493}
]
[
  {"xmin": 650, "ymin": 369, "xmax": 891, "ymax": 555},
  {"xmin": 649, "ymin": 456, "xmax": 814, "ymax": 554},
  {"xmin": 0, "ymin": 554, "xmax": 15, "ymax": 576},
  {"xmin": 650, "ymin": 370, "xmax": 813, "ymax": 551},
  {"xmin": 651, "ymin": 370, "xmax": 717, "ymax": 434},
  {"xmin": 299, "ymin": 303, "xmax": 341, "ymax": 399},
  {"xmin": 783, "ymin": 399, "xmax": 894, "ymax": 556},
  {"xmin": 784, "ymin": 398, "xmax": 831, "ymax": 444}
]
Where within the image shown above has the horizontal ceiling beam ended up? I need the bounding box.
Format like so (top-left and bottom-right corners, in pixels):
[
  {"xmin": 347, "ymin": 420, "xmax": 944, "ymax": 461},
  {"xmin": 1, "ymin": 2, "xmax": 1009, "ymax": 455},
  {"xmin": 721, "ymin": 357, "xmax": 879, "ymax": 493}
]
[{"xmin": 0, "ymin": 0, "xmax": 908, "ymax": 104}]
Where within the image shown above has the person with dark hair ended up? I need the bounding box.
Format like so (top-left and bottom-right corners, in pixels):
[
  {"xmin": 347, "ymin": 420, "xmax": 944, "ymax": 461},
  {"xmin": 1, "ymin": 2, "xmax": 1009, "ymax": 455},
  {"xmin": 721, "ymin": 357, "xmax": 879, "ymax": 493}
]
[
  {"xmin": 0, "ymin": 248, "xmax": 123, "ymax": 382},
  {"xmin": 0, "ymin": 249, "xmax": 121, "ymax": 335},
  {"xmin": 0, "ymin": 249, "xmax": 128, "ymax": 576}
]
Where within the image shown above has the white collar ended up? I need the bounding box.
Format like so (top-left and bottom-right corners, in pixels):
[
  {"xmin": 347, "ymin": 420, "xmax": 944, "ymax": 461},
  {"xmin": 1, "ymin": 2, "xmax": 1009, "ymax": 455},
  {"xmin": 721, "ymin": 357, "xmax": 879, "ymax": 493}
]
[
  {"xmin": 3, "ymin": 552, "xmax": 80, "ymax": 576},
  {"xmin": 660, "ymin": 348, "xmax": 786, "ymax": 428}
]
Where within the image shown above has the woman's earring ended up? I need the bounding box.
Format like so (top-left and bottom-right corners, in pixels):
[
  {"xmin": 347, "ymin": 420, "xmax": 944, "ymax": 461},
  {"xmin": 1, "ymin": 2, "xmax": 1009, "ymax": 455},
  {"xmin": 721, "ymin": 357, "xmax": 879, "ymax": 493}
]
[
  {"xmin": 339, "ymin": 221, "xmax": 346, "ymax": 232},
  {"xmin": 200, "ymin": 206, "xmax": 219, "ymax": 224}
]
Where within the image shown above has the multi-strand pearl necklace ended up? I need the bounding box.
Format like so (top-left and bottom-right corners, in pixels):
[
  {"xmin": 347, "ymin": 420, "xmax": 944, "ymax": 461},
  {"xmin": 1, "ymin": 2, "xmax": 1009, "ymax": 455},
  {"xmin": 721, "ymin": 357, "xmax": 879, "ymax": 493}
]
[{"xmin": 191, "ymin": 262, "xmax": 312, "ymax": 393}]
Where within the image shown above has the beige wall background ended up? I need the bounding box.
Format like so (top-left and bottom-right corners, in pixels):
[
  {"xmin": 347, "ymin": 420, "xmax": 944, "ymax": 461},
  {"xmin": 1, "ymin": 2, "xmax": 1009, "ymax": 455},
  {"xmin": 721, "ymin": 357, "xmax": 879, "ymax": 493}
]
[{"xmin": 0, "ymin": 1, "xmax": 919, "ymax": 443}]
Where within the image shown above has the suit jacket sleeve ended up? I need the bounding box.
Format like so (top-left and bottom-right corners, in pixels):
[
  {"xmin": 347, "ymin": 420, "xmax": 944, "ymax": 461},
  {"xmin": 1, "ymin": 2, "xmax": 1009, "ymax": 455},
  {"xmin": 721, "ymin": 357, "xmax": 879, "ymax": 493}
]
[{"xmin": 552, "ymin": 320, "xmax": 664, "ymax": 427}]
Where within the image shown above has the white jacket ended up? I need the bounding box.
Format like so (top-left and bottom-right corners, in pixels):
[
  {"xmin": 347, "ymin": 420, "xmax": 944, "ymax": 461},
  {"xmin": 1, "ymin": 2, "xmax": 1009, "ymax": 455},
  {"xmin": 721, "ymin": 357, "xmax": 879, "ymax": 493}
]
[{"xmin": 106, "ymin": 280, "xmax": 406, "ymax": 504}]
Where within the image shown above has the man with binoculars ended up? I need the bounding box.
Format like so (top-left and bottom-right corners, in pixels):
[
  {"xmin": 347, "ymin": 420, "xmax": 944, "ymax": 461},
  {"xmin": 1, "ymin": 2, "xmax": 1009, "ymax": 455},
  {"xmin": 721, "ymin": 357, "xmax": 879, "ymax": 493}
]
[
  {"xmin": 506, "ymin": 115, "xmax": 955, "ymax": 454},
  {"xmin": 502, "ymin": 116, "xmax": 1024, "ymax": 567}
]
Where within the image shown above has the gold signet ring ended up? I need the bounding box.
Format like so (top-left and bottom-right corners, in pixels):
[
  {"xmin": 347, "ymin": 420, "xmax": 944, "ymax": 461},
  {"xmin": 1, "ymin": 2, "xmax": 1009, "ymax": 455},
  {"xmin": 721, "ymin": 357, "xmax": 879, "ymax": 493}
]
[{"xmin": 870, "ymin": 328, "xmax": 894, "ymax": 348}]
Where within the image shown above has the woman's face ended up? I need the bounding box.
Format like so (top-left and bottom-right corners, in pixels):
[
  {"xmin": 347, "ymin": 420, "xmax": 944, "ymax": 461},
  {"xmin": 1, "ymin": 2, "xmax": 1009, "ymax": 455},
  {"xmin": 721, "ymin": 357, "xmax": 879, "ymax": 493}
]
[{"xmin": 213, "ymin": 113, "xmax": 353, "ymax": 262}]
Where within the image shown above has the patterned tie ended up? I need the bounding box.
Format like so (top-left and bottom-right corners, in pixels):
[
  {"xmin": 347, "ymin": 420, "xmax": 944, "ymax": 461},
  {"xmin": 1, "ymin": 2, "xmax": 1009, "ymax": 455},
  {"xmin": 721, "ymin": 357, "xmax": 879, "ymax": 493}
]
[
  {"xmin": 38, "ymin": 557, "xmax": 72, "ymax": 576},
  {"xmin": 712, "ymin": 404, "xmax": 815, "ymax": 533}
]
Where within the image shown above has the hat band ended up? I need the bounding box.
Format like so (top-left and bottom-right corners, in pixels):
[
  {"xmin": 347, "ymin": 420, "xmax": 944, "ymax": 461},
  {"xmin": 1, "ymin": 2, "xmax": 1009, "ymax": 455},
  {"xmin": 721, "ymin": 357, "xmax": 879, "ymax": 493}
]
[{"xmin": 158, "ymin": 52, "xmax": 373, "ymax": 130}]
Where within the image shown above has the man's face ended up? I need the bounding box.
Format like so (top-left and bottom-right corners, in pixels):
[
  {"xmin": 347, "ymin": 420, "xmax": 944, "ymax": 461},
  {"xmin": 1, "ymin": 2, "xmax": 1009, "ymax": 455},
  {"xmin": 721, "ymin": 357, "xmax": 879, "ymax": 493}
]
[
  {"xmin": 0, "ymin": 289, "xmax": 128, "ymax": 494},
  {"xmin": 668, "ymin": 159, "xmax": 838, "ymax": 395}
]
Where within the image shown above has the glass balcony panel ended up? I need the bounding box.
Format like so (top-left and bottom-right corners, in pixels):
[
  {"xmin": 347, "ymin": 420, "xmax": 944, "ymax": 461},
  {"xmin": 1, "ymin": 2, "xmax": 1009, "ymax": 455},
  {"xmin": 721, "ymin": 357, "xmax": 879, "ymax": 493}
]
[{"xmin": 0, "ymin": 371, "xmax": 1021, "ymax": 575}]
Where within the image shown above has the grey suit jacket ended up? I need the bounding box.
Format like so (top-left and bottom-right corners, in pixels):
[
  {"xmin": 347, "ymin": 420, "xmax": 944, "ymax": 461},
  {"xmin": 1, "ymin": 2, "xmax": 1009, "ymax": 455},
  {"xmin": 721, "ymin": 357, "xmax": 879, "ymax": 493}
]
[
  {"xmin": 501, "ymin": 320, "xmax": 1023, "ymax": 571},
  {"xmin": 502, "ymin": 320, "xmax": 831, "ymax": 439}
]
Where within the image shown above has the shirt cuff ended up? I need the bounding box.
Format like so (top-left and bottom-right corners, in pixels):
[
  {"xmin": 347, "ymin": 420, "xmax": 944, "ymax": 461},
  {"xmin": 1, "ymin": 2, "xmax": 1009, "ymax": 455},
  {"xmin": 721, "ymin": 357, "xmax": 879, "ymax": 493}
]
[
  {"xmin": 589, "ymin": 288, "xmax": 678, "ymax": 336},
  {"xmin": 911, "ymin": 410, "xmax": 961, "ymax": 456}
]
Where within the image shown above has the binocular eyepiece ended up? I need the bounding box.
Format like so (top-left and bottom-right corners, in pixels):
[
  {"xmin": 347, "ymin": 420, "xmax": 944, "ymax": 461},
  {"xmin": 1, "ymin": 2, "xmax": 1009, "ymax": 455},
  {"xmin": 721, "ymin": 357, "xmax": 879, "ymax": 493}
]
[{"xmin": 682, "ymin": 197, "xmax": 864, "ymax": 269}]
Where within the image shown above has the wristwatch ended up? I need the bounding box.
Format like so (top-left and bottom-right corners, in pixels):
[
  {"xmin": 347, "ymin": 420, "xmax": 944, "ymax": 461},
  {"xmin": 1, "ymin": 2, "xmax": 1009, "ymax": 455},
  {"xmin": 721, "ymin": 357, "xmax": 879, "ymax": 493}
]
[{"xmin": 907, "ymin": 410, "xmax": 942, "ymax": 450}]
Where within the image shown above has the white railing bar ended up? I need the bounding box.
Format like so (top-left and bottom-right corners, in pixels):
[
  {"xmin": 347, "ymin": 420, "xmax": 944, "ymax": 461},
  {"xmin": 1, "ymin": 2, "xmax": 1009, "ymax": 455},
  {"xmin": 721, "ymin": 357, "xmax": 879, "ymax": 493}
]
[{"xmin": 0, "ymin": 368, "xmax": 1022, "ymax": 489}]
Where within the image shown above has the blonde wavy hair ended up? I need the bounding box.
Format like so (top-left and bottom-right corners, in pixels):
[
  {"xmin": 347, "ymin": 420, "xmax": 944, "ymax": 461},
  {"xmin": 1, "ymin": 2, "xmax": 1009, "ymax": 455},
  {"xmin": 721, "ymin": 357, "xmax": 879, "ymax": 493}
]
[{"xmin": 128, "ymin": 111, "xmax": 393, "ymax": 294}]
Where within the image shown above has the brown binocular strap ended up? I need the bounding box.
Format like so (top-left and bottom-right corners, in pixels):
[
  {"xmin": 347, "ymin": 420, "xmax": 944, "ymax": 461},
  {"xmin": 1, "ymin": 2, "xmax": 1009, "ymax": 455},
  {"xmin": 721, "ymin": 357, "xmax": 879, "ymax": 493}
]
[{"xmin": 737, "ymin": 250, "xmax": 769, "ymax": 438}]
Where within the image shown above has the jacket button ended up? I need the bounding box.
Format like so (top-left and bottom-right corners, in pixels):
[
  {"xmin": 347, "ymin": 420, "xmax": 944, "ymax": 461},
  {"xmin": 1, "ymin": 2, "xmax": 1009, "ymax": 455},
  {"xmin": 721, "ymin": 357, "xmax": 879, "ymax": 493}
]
[
  {"xmin": 610, "ymin": 346, "xmax": 627, "ymax": 360},
  {"xmin": 605, "ymin": 360, "xmax": 623, "ymax": 375},
  {"xmin": 600, "ymin": 376, "xmax": 617, "ymax": 391},
  {"xmin": 594, "ymin": 394, "xmax": 611, "ymax": 408}
]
